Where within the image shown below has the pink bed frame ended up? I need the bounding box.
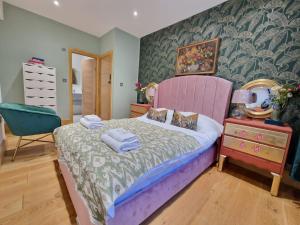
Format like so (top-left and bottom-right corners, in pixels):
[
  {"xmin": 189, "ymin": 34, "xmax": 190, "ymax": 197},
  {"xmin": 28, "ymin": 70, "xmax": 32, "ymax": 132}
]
[{"xmin": 58, "ymin": 75, "xmax": 232, "ymax": 225}]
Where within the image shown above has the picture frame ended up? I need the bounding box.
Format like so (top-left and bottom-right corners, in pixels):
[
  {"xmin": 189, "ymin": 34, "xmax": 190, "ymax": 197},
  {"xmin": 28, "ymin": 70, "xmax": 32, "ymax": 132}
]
[{"xmin": 175, "ymin": 37, "xmax": 220, "ymax": 76}]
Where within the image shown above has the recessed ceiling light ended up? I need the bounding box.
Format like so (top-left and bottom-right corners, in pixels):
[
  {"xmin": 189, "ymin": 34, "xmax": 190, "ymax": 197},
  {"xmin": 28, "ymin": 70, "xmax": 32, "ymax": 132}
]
[
  {"xmin": 133, "ymin": 11, "xmax": 138, "ymax": 17},
  {"xmin": 53, "ymin": 0, "xmax": 60, "ymax": 6}
]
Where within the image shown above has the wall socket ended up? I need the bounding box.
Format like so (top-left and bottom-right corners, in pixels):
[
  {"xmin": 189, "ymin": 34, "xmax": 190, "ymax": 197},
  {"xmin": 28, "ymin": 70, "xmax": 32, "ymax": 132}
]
[
  {"xmin": 120, "ymin": 83, "xmax": 124, "ymax": 87},
  {"xmin": 62, "ymin": 78, "xmax": 67, "ymax": 83}
]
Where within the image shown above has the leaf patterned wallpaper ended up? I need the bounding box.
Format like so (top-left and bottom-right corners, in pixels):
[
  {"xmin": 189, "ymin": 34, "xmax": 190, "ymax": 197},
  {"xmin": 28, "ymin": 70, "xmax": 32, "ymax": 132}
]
[
  {"xmin": 139, "ymin": 0, "xmax": 299, "ymax": 88},
  {"xmin": 138, "ymin": 0, "xmax": 300, "ymax": 163}
]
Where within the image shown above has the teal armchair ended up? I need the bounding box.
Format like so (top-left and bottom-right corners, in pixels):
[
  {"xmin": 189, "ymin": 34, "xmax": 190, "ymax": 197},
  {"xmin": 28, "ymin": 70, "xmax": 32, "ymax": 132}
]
[{"xmin": 0, "ymin": 103, "xmax": 61, "ymax": 160}]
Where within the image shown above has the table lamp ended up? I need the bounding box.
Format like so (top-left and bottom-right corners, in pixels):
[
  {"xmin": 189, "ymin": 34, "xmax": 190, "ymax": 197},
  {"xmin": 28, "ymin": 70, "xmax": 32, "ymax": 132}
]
[
  {"xmin": 231, "ymin": 89, "xmax": 252, "ymax": 119},
  {"xmin": 145, "ymin": 83, "xmax": 158, "ymax": 106}
]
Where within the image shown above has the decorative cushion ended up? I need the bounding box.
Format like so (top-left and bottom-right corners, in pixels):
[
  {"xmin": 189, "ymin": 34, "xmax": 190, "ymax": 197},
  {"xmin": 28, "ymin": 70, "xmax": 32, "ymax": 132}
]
[
  {"xmin": 147, "ymin": 108, "xmax": 168, "ymax": 123},
  {"xmin": 171, "ymin": 111, "xmax": 198, "ymax": 130}
]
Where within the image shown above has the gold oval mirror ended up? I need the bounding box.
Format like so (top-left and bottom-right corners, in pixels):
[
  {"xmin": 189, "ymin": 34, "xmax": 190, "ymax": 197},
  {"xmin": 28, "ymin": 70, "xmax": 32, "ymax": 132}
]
[
  {"xmin": 241, "ymin": 79, "xmax": 279, "ymax": 119},
  {"xmin": 145, "ymin": 82, "xmax": 158, "ymax": 104}
]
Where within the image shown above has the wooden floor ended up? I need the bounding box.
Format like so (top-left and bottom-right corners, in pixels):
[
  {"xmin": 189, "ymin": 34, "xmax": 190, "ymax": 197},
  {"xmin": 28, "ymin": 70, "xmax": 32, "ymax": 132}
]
[{"xmin": 0, "ymin": 134, "xmax": 299, "ymax": 225}]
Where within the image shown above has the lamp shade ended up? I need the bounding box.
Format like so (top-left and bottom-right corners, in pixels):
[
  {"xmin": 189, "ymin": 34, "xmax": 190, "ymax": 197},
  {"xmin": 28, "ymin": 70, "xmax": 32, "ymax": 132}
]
[
  {"xmin": 147, "ymin": 87, "xmax": 156, "ymax": 97},
  {"xmin": 232, "ymin": 89, "xmax": 252, "ymax": 104}
]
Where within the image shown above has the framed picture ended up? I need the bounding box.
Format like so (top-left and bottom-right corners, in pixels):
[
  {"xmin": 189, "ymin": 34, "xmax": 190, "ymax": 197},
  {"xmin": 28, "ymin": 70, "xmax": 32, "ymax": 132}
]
[{"xmin": 175, "ymin": 37, "xmax": 220, "ymax": 76}]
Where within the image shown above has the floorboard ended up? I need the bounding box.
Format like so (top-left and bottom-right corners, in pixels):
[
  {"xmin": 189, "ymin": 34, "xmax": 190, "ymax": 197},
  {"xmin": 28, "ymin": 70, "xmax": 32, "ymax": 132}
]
[{"xmin": 0, "ymin": 134, "xmax": 299, "ymax": 225}]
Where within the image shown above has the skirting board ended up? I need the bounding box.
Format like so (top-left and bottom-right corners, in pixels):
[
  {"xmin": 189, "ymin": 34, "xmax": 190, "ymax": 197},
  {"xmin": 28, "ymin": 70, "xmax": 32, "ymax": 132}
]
[{"xmin": 0, "ymin": 1, "xmax": 3, "ymax": 21}]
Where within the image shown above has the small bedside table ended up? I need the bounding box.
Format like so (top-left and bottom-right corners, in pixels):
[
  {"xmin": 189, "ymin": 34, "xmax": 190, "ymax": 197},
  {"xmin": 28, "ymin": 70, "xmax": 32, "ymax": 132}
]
[
  {"xmin": 130, "ymin": 104, "xmax": 151, "ymax": 118},
  {"xmin": 218, "ymin": 118, "xmax": 292, "ymax": 196}
]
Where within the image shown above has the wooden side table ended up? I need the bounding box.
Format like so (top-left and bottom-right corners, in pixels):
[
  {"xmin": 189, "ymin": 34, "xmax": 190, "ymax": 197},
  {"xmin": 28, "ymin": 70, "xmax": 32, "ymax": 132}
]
[
  {"xmin": 130, "ymin": 104, "xmax": 151, "ymax": 118},
  {"xmin": 218, "ymin": 118, "xmax": 292, "ymax": 196}
]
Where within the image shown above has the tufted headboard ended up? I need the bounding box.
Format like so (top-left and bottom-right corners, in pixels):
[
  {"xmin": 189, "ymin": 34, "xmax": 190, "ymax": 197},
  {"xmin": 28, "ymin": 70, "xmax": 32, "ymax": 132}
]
[{"xmin": 153, "ymin": 75, "xmax": 233, "ymax": 124}]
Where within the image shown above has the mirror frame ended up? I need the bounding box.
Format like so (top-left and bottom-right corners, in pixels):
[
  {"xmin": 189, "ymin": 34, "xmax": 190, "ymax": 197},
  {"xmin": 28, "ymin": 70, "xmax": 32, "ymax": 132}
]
[
  {"xmin": 241, "ymin": 79, "xmax": 279, "ymax": 119},
  {"xmin": 145, "ymin": 82, "xmax": 158, "ymax": 104}
]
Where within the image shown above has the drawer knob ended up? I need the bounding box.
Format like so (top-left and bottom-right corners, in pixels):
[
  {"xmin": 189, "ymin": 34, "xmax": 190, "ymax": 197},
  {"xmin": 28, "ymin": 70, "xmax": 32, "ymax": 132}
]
[
  {"xmin": 256, "ymin": 134, "xmax": 263, "ymax": 140},
  {"xmin": 239, "ymin": 141, "xmax": 245, "ymax": 148},
  {"xmin": 239, "ymin": 130, "xmax": 247, "ymax": 137},
  {"xmin": 253, "ymin": 145, "xmax": 261, "ymax": 153}
]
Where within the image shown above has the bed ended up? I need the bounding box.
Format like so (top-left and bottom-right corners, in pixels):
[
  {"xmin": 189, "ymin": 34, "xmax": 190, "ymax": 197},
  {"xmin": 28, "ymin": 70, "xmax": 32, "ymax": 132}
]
[{"xmin": 56, "ymin": 75, "xmax": 233, "ymax": 225}]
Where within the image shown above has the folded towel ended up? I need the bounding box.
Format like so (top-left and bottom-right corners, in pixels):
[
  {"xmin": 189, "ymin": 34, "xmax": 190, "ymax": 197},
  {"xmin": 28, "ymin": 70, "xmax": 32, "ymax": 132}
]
[
  {"xmin": 84, "ymin": 115, "xmax": 102, "ymax": 122},
  {"xmin": 101, "ymin": 134, "xmax": 140, "ymax": 152},
  {"xmin": 107, "ymin": 128, "xmax": 138, "ymax": 142},
  {"xmin": 80, "ymin": 118, "xmax": 104, "ymax": 129}
]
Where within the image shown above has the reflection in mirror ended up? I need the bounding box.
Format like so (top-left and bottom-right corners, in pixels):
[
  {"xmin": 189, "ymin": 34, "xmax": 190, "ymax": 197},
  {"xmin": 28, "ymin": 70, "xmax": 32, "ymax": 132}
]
[
  {"xmin": 72, "ymin": 53, "xmax": 96, "ymax": 122},
  {"xmin": 245, "ymin": 87, "xmax": 271, "ymax": 112},
  {"xmin": 241, "ymin": 79, "xmax": 279, "ymax": 119}
]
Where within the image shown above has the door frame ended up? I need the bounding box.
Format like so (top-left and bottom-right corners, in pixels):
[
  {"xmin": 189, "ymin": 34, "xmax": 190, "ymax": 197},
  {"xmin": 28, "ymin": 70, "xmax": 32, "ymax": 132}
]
[
  {"xmin": 98, "ymin": 50, "xmax": 113, "ymax": 120},
  {"xmin": 68, "ymin": 48, "xmax": 113, "ymax": 122},
  {"xmin": 68, "ymin": 48, "xmax": 100, "ymax": 122}
]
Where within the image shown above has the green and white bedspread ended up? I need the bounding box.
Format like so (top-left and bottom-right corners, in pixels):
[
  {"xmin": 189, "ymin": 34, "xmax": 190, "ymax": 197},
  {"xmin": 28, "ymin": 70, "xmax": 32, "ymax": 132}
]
[{"xmin": 55, "ymin": 118, "xmax": 200, "ymax": 224}]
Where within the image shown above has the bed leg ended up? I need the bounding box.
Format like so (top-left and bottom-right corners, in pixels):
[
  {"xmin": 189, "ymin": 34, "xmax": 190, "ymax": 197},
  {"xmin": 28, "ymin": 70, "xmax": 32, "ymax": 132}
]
[{"xmin": 218, "ymin": 155, "xmax": 227, "ymax": 172}]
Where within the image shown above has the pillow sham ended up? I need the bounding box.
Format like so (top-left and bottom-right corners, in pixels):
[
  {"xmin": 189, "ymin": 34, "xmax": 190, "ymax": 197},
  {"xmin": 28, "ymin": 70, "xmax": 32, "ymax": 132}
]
[
  {"xmin": 171, "ymin": 110, "xmax": 198, "ymax": 130},
  {"xmin": 147, "ymin": 108, "xmax": 168, "ymax": 123}
]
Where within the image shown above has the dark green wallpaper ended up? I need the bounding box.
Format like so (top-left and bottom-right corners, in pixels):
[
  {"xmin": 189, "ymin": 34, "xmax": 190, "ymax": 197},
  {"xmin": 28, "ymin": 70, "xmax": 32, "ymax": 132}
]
[
  {"xmin": 138, "ymin": 0, "xmax": 300, "ymax": 170},
  {"xmin": 139, "ymin": 0, "xmax": 299, "ymax": 88}
]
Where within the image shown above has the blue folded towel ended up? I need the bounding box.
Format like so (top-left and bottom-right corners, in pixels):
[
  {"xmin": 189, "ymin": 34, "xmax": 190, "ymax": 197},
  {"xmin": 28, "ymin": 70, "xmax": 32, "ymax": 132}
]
[
  {"xmin": 107, "ymin": 128, "xmax": 138, "ymax": 142},
  {"xmin": 84, "ymin": 115, "xmax": 102, "ymax": 122},
  {"xmin": 101, "ymin": 133, "xmax": 140, "ymax": 152},
  {"xmin": 80, "ymin": 118, "xmax": 104, "ymax": 129}
]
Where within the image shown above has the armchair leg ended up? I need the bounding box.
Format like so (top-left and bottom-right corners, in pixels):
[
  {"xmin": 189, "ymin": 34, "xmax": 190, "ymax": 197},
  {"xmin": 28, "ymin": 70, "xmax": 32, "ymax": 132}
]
[
  {"xmin": 52, "ymin": 133, "xmax": 56, "ymax": 143},
  {"xmin": 12, "ymin": 136, "xmax": 22, "ymax": 161}
]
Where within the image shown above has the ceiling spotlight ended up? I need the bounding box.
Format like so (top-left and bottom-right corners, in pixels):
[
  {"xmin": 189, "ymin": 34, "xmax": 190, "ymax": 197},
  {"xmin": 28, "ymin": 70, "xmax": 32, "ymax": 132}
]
[
  {"xmin": 133, "ymin": 11, "xmax": 138, "ymax": 17},
  {"xmin": 53, "ymin": 0, "xmax": 60, "ymax": 6}
]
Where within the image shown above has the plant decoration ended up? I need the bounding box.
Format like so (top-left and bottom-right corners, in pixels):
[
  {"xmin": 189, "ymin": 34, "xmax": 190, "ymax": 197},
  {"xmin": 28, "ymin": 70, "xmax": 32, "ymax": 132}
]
[
  {"xmin": 135, "ymin": 81, "xmax": 147, "ymax": 103},
  {"xmin": 270, "ymin": 84, "xmax": 300, "ymax": 120},
  {"xmin": 135, "ymin": 81, "xmax": 146, "ymax": 94}
]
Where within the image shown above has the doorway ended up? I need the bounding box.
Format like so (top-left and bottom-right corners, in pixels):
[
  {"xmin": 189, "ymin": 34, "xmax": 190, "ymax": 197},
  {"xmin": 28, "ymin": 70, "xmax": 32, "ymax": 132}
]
[{"xmin": 68, "ymin": 49, "xmax": 113, "ymax": 122}]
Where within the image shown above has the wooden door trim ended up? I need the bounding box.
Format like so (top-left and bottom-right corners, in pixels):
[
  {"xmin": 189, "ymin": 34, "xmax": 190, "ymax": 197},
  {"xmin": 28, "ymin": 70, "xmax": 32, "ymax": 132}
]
[
  {"xmin": 98, "ymin": 51, "xmax": 113, "ymax": 119},
  {"xmin": 68, "ymin": 48, "xmax": 100, "ymax": 122}
]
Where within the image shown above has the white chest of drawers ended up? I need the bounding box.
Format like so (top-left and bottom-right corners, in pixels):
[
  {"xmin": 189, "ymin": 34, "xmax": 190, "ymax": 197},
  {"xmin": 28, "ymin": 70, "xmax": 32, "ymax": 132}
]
[{"xmin": 23, "ymin": 63, "xmax": 57, "ymax": 112}]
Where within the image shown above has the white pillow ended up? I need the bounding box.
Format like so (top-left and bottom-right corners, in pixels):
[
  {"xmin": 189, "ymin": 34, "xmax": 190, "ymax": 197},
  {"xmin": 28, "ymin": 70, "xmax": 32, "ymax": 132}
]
[{"xmin": 197, "ymin": 114, "xmax": 224, "ymax": 137}]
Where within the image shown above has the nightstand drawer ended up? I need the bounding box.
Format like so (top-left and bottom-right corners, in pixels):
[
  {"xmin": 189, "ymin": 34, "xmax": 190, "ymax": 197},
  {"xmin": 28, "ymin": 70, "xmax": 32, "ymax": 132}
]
[
  {"xmin": 223, "ymin": 135, "xmax": 284, "ymax": 163},
  {"xmin": 131, "ymin": 105, "xmax": 149, "ymax": 114},
  {"xmin": 225, "ymin": 123, "xmax": 288, "ymax": 148},
  {"xmin": 130, "ymin": 112, "xmax": 143, "ymax": 118}
]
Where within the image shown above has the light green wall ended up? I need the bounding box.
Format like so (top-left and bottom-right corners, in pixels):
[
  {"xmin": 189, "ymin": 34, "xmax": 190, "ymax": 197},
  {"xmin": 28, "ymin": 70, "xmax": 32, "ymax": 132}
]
[
  {"xmin": 113, "ymin": 28, "xmax": 140, "ymax": 118},
  {"xmin": 0, "ymin": 4, "xmax": 140, "ymax": 120},
  {"xmin": 0, "ymin": 3, "xmax": 100, "ymax": 119},
  {"xmin": 99, "ymin": 28, "xmax": 140, "ymax": 119}
]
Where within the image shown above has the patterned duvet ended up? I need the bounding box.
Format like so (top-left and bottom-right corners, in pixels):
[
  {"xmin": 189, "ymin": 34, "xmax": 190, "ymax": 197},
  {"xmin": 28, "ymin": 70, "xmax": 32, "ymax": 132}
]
[{"xmin": 55, "ymin": 118, "xmax": 200, "ymax": 224}]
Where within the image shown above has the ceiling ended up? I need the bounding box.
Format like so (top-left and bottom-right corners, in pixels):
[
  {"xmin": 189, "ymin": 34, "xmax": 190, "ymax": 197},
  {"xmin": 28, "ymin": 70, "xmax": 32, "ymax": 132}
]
[{"xmin": 4, "ymin": 0, "xmax": 227, "ymax": 38}]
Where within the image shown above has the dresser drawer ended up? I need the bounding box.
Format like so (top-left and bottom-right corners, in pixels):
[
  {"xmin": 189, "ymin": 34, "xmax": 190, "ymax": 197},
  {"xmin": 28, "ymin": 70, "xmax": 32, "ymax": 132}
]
[
  {"xmin": 225, "ymin": 123, "xmax": 288, "ymax": 148},
  {"xmin": 131, "ymin": 105, "xmax": 149, "ymax": 114},
  {"xmin": 223, "ymin": 135, "xmax": 284, "ymax": 163}
]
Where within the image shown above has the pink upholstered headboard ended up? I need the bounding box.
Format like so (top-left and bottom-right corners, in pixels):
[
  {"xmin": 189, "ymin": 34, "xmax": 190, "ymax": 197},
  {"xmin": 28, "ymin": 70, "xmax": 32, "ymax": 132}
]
[{"xmin": 154, "ymin": 76, "xmax": 233, "ymax": 124}]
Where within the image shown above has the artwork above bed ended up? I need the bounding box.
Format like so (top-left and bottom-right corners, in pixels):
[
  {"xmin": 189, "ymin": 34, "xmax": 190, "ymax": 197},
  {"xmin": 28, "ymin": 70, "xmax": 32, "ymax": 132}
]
[{"xmin": 175, "ymin": 38, "xmax": 220, "ymax": 76}]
